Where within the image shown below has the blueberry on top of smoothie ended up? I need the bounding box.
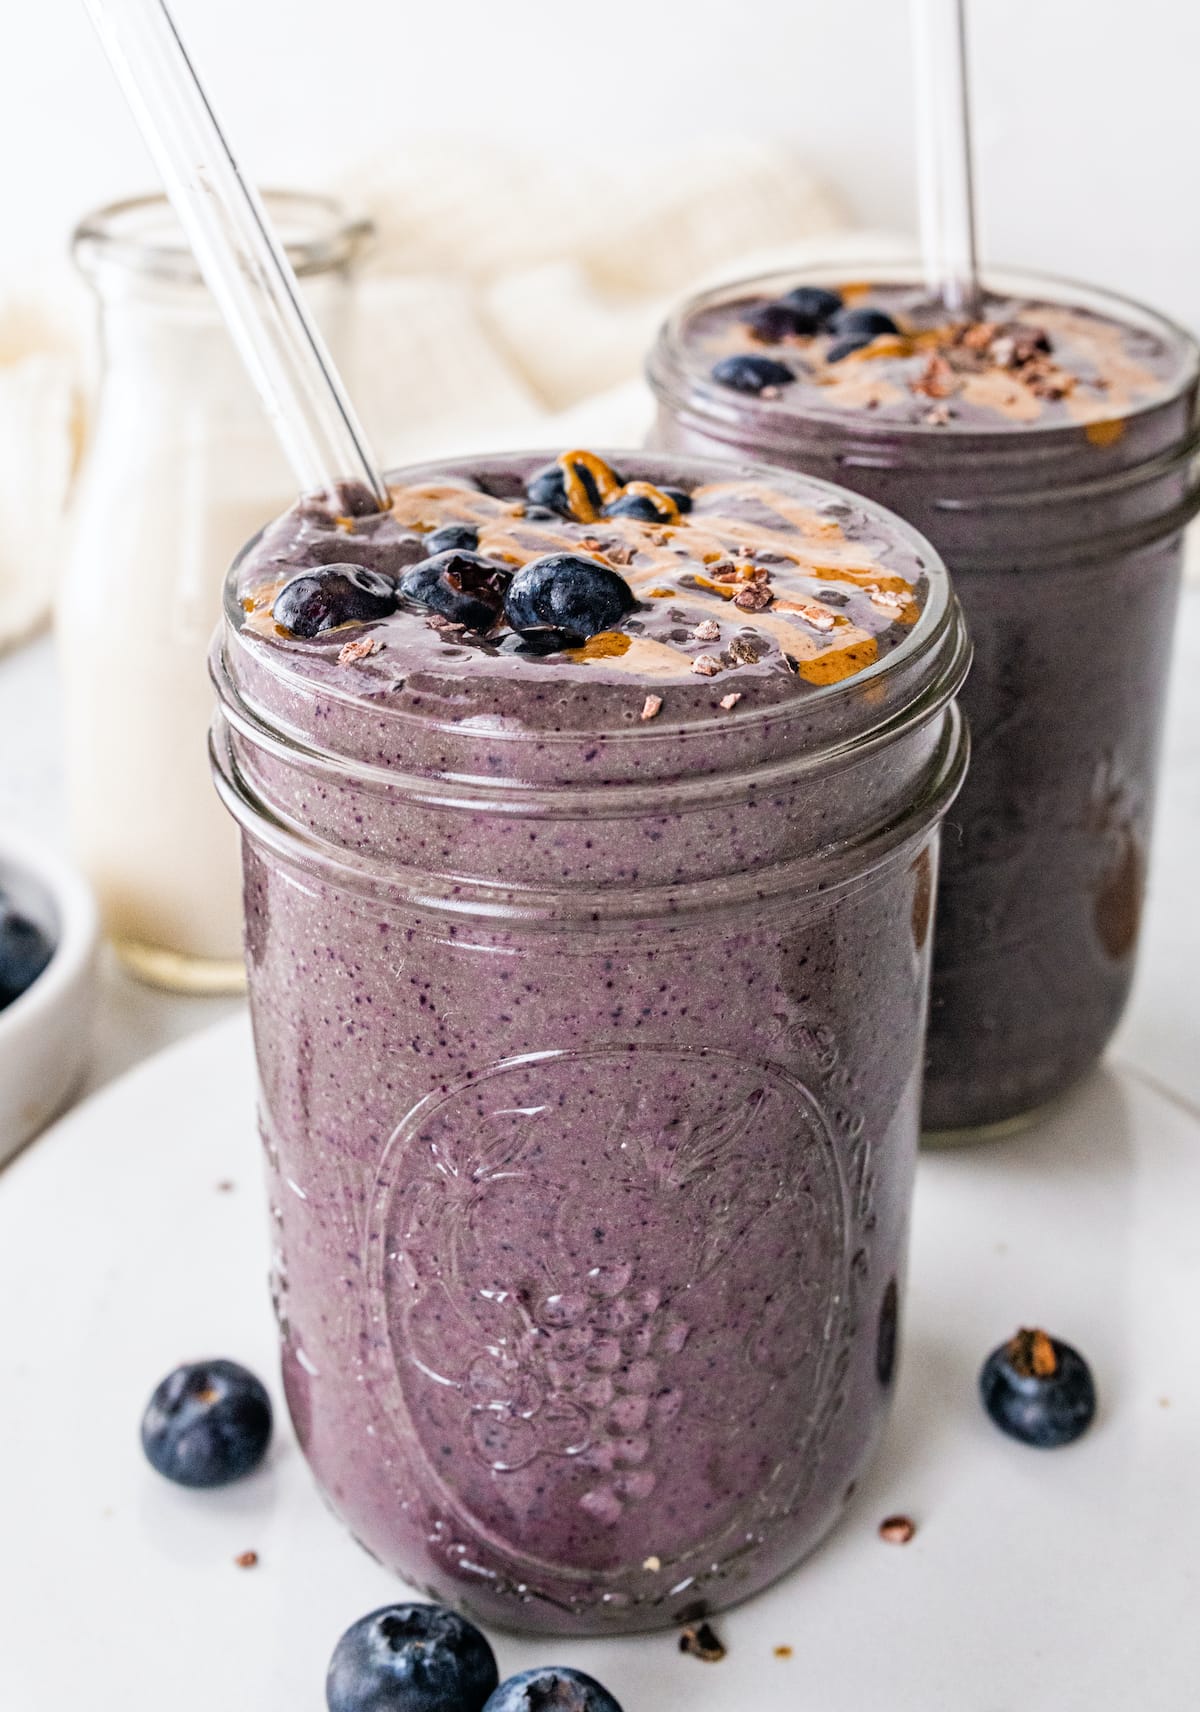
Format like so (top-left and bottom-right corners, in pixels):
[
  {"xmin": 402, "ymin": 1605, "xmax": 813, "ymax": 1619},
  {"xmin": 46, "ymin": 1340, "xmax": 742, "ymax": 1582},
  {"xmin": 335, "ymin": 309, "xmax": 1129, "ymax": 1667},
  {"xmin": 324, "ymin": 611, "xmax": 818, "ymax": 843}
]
[
  {"xmin": 825, "ymin": 335, "xmax": 874, "ymax": 363},
  {"xmin": 274, "ymin": 564, "xmax": 398, "ymax": 637},
  {"xmin": 140, "ymin": 1358, "xmax": 272, "ymax": 1487},
  {"xmin": 527, "ymin": 452, "xmax": 624, "ymax": 520},
  {"xmin": 504, "ymin": 554, "xmax": 635, "ymax": 642},
  {"xmin": 483, "ymin": 1666, "xmax": 623, "ymax": 1712},
  {"xmin": 400, "ymin": 550, "xmax": 511, "ymax": 633},
  {"xmin": 326, "ymin": 1602, "xmax": 499, "ymax": 1712},
  {"xmin": 424, "ymin": 524, "xmax": 479, "ymax": 555},
  {"xmin": 979, "ymin": 1327, "xmax": 1096, "ymax": 1448},
  {"xmin": 603, "ymin": 484, "xmax": 680, "ymax": 523},
  {"xmin": 829, "ymin": 305, "xmax": 900, "ymax": 341},
  {"xmin": 0, "ymin": 899, "xmax": 53, "ymax": 1012},
  {"xmin": 742, "ymin": 301, "xmax": 820, "ymax": 343},
  {"xmin": 779, "ymin": 284, "xmax": 843, "ymax": 326},
  {"xmin": 711, "ymin": 354, "xmax": 794, "ymax": 396}
]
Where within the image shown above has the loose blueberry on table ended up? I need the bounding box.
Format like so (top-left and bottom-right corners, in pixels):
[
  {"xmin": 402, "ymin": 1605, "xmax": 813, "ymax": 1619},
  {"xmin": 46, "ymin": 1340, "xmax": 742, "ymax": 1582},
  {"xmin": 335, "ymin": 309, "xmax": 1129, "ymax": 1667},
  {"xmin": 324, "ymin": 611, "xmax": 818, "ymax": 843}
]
[
  {"xmin": 483, "ymin": 1666, "xmax": 624, "ymax": 1712},
  {"xmin": 140, "ymin": 1358, "xmax": 272, "ymax": 1487},
  {"xmin": 274, "ymin": 564, "xmax": 398, "ymax": 637},
  {"xmin": 0, "ymin": 895, "xmax": 53, "ymax": 1012},
  {"xmin": 326, "ymin": 1603, "xmax": 499, "ymax": 1712},
  {"xmin": 979, "ymin": 1327, "xmax": 1097, "ymax": 1448},
  {"xmin": 710, "ymin": 353, "xmax": 794, "ymax": 395}
]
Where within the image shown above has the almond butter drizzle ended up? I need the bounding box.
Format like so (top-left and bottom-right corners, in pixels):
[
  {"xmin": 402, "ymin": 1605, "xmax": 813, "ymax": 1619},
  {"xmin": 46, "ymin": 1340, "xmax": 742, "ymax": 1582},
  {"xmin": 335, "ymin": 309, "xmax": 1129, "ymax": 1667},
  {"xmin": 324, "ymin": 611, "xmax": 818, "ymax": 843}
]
[
  {"xmin": 557, "ymin": 449, "xmax": 624, "ymax": 522},
  {"xmin": 699, "ymin": 293, "xmax": 1172, "ymax": 427},
  {"xmin": 253, "ymin": 469, "xmax": 914, "ymax": 685}
]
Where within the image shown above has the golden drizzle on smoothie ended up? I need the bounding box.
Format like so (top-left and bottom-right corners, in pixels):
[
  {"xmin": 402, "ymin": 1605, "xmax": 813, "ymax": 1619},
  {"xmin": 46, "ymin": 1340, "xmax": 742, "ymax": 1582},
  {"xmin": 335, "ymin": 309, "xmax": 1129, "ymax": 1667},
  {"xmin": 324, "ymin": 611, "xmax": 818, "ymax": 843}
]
[{"xmin": 239, "ymin": 452, "xmax": 930, "ymax": 717}]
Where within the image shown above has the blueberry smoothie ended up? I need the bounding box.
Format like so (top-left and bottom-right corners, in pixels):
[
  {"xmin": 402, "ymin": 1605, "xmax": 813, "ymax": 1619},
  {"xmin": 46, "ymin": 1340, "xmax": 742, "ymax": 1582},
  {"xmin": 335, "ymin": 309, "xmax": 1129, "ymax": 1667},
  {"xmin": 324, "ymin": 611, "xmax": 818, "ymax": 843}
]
[
  {"xmin": 211, "ymin": 449, "xmax": 968, "ymax": 1633},
  {"xmin": 648, "ymin": 269, "xmax": 1200, "ymax": 1135}
]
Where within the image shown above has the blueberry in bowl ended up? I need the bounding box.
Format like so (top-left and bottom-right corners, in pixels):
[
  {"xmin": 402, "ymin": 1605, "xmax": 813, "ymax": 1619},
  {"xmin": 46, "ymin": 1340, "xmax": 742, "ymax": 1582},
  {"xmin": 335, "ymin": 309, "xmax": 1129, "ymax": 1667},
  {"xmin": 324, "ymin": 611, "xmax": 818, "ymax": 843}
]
[
  {"xmin": 0, "ymin": 898, "xmax": 53, "ymax": 1014},
  {"xmin": 0, "ymin": 834, "xmax": 99, "ymax": 1163},
  {"xmin": 326, "ymin": 1603, "xmax": 499, "ymax": 1712}
]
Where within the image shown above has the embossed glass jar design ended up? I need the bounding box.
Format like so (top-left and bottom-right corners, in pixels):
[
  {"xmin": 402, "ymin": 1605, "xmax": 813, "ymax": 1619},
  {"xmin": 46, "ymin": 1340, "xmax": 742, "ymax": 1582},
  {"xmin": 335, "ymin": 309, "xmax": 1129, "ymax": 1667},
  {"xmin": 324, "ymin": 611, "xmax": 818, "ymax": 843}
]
[
  {"xmin": 210, "ymin": 452, "xmax": 969, "ymax": 1636},
  {"xmin": 648, "ymin": 266, "xmax": 1200, "ymax": 1138}
]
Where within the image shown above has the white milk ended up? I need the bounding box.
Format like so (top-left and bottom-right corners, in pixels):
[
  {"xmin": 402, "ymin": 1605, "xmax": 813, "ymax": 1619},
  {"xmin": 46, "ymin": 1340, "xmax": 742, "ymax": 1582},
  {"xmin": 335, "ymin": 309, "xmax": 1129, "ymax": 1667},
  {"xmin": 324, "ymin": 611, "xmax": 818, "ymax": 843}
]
[{"xmin": 57, "ymin": 194, "xmax": 367, "ymax": 989}]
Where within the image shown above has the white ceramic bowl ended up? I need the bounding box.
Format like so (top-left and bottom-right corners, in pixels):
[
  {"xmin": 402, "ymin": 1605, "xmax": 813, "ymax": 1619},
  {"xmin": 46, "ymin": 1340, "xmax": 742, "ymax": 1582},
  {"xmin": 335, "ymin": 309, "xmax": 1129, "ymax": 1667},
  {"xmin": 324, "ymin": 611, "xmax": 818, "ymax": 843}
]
[{"xmin": 0, "ymin": 832, "xmax": 99, "ymax": 1164}]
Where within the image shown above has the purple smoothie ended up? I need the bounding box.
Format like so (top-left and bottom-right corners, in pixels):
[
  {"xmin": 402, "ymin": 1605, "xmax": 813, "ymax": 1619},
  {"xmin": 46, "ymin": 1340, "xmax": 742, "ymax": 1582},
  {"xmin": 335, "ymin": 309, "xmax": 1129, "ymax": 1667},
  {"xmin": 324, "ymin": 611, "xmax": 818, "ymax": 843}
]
[
  {"xmin": 211, "ymin": 449, "xmax": 968, "ymax": 1633},
  {"xmin": 648, "ymin": 268, "xmax": 1200, "ymax": 1135}
]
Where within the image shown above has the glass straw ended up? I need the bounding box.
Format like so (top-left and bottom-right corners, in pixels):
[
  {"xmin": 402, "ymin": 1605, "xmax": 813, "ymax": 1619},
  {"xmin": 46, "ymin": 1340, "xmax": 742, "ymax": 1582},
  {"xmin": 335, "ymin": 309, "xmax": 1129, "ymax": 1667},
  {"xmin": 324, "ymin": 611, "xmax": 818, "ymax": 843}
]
[
  {"xmin": 910, "ymin": 0, "xmax": 981, "ymax": 320},
  {"xmin": 81, "ymin": 0, "xmax": 389, "ymax": 509}
]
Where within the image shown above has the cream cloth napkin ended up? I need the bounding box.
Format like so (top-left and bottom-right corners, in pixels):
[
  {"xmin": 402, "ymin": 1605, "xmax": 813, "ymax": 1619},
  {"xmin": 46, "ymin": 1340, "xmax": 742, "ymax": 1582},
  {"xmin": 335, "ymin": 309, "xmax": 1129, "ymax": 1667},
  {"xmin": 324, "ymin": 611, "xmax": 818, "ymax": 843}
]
[
  {"xmin": 7, "ymin": 136, "xmax": 1188, "ymax": 650},
  {"xmin": 0, "ymin": 281, "xmax": 85, "ymax": 649}
]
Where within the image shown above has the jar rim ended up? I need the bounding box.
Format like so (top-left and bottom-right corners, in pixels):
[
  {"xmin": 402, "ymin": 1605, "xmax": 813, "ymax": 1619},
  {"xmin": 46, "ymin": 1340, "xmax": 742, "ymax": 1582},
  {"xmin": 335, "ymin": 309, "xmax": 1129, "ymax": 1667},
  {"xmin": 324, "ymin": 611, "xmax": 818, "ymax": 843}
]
[
  {"xmin": 210, "ymin": 697, "xmax": 968, "ymax": 922},
  {"xmin": 220, "ymin": 446, "xmax": 967, "ymax": 771},
  {"xmin": 648, "ymin": 260, "xmax": 1200, "ymax": 453},
  {"xmin": 72, "ymin": 189, "xmax": 373, "ymax": 283}
]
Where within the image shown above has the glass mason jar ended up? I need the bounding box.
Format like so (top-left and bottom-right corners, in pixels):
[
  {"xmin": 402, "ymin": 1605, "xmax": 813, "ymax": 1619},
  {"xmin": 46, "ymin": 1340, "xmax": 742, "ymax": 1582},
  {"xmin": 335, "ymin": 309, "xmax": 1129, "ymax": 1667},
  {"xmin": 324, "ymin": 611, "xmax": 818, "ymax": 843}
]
[
  {"xmin": 647, "ymin": 265, "xmax": 1200, "ymax": 1140},
  {"xmin": 58, "ymin": 191, "xmax": 371, "ymax": 993},
  {"xmin": 210, "ymin": 449, "xmax": 969, "ymax": 1634}
]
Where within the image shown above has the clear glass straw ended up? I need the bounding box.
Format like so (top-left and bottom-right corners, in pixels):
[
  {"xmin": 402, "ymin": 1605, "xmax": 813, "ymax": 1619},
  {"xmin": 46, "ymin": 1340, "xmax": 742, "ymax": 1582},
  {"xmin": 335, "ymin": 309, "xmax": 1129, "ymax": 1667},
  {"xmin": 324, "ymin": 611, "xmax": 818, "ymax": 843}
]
[
  {"xmin": 82, "ymin": 0, "xmax": 389, "ymax": 508},
  {"xmin": 910, "ymin": 0, "xmax": 981, "ymax": 320}
]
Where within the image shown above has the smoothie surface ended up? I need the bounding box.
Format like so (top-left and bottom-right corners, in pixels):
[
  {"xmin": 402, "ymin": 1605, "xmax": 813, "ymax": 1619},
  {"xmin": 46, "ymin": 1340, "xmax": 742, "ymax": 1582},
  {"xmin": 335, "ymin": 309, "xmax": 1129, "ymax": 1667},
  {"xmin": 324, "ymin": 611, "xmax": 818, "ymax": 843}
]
[
  {"xmin": 235, "ymin": 451, "xmax": 932, "ymax": 729},
  {"xmin": 685, "ymin": 281, "xmax": 1188, "ymax": 433}
]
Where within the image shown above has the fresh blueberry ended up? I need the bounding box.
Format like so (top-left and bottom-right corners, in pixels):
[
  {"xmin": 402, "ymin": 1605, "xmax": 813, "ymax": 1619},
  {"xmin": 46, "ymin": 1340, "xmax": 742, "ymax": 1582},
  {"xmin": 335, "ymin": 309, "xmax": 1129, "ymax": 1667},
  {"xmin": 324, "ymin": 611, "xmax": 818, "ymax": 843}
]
[
  {"xmin": 661, "ymin": 486, "xmax": 693, "ymax": 514},
  {"xmin": 483, "ymin": 1667, "xmax": 623, "ymax": 1712},
  {"xmin": 504, "ymin": 553, "xmax": 635, "ymax": 642},
  {"xmin": 526, "ymin": 455, "xmax": 623, "ymax": 519},
  {"xmin": 400, "ymin": 550, "xmax": 510, "ymax": 632},
  {"xmin": 780, "ymin": 285, "xmax": 843, "ymax": 326},
  {"xmin": 326, "ymin": 1603, "xmax": 499, "ymax": 1712},
  {"xmin": 141, "ymin": 1359, "xmax": 272, "ymax": 1487},
  {"xmin": 602, "ymin": 486, "xmax": 682, "ymax": 523},
  {"xmin": 710, "ymin": 354, "xmax": 793, "ymax": 396},
  {"xmin": 495, "ymin": 628, "xmax": 576, "ymax": 656},
  {"xmin": 0, "ymin": 901, "xmax": 53, "ymax": 1011},
  {"xmin": 979, "ymin": 1328, "xmax": 1096, "ymax": 1449},
  {"xmin": 742, "ymin": 300, "xmax": 819, "ymax": 342},
  {"xmin": 273, "ymin": 565, "xmax": 398, "ymax": 637},
  {"xmin": 425, "ymin": 525, "xmax": 479, "ymax": 556},
  {"xmin": 828, "ymin": 305, "xmax": 899, "ymax": 340},
  {"xmin": 825, "ymin": 336, "xmax": 873, "ymax": 364}
]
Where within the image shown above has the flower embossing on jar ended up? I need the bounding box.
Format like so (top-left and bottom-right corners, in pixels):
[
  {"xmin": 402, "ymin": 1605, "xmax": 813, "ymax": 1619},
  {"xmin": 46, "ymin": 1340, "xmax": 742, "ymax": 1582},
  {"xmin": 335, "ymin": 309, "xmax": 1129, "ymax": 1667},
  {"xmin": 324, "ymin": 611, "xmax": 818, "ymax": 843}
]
[{"xmin": 367, "ymin": 1047, "xmax": 849, "ymax": 1582}]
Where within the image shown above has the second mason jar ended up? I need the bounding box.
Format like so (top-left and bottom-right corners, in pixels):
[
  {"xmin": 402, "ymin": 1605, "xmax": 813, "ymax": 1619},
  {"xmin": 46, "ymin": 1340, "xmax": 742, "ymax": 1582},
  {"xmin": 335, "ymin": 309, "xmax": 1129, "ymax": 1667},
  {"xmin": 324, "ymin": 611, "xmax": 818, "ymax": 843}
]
[
  {"xmin": 211, "ymin": 448, "xmax": 967, "ymax": 1633},
  {"xmin": 649, "ymin": 266, "xmax": 1200, "ymax": 1137}
]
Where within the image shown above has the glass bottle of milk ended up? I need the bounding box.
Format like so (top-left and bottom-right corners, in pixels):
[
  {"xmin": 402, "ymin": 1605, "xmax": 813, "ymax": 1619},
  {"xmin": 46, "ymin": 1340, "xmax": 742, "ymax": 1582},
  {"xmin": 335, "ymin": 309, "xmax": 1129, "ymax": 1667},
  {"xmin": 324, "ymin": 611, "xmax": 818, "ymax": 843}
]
[{"xmin": 59, "ymin": 192, "xmax": 371, "ymax": 992}]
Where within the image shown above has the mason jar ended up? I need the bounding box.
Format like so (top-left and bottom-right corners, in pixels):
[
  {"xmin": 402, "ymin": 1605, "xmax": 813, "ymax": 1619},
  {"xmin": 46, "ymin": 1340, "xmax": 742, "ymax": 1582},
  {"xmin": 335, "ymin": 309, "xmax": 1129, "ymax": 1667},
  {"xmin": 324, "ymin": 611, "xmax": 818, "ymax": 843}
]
[
  {"xmin": 648, "ymin": 265, "xmax": 1200, "ymax": 1139},
  {"xmin": 58, "ymin": 191, "xmax": 371, "ymax": 992},
  {"xmin": 210, "ymin": 449, "xmax": 968, "ymax": 1634}
]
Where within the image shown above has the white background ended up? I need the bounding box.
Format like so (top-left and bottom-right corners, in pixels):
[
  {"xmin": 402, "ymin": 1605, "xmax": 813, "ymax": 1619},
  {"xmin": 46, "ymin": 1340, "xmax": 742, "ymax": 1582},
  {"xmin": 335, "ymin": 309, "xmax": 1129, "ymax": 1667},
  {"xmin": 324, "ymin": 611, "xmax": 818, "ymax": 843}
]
[{"xmin": 3, "ymin": 0, "xmax": 1199, "ymax": 332}]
